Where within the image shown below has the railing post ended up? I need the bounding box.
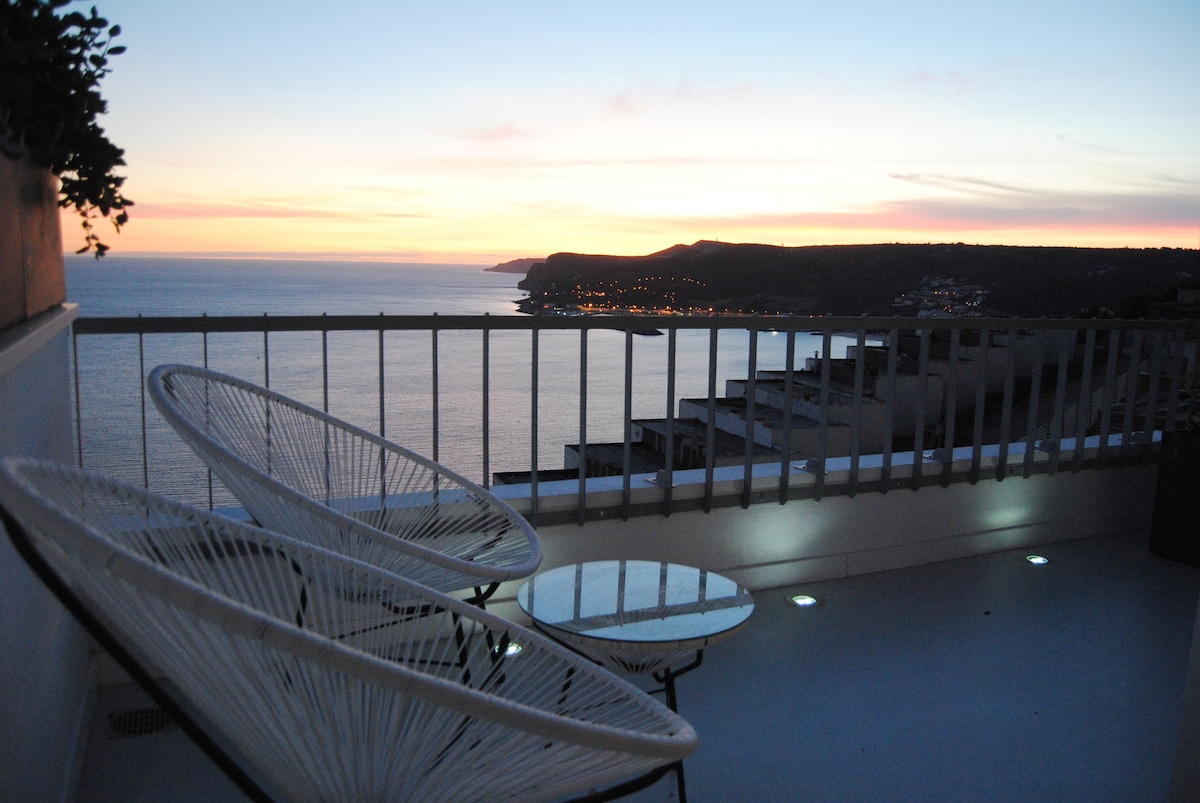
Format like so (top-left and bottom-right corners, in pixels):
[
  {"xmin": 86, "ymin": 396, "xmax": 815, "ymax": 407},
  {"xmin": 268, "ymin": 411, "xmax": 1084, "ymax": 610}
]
[
  {"xmin": 1142, "ymin": 329, "xmax": 1165, "ymax": 450},
  {"xmin": 137, "ymin": 314, "xmax": 148, "ymax": 489},
  {"xmin": 778, "ymin": 328, "xmax": 796, "ymax": 503},
  {"xmin": 431, "ymin": 313, "xmax": 440, "ymax": 463},
  {"xmin": 996, "ymin": 328, "xmax": 1018, "ymax": 481},
  {"xmin": 969, "ymin": 327, "xmax": 989, "ymax": 484},
  {"xmin": 377, "ymin": 312, "xmax": 386, "ymax": 439},
  {"xmin": 910, "ymin": 328, "xmax": 929, "ymax": 491},
  {"xmin": 578, "ymin": 326, "xmax": 588, "ymax": 525},
  {"xmin": 482, "ymin": 315, "xmax": 490, "ymax": 489},
  {"xmin": 881, "ymin": 328, "xmax": 899, "ymax": 492},
  {"xmin": 663, "ymin": 327, "xmax": 677, "ymax": 517},
  {"xmin": 849, "ymin": 328, "xmax": 866, "ymax": 497},
  {"xmin": 1021, "ymin": 331, "xmax": 1044, "ymax": 479},
  {"xmin": 262, "ymin": 313, "xmax": 270, "ymax": 389},
  {"xmin": 940, "ymin": 327, "xmax": 960, "ymax": 487},
  {"xmin": 1072, "ymin": 327, "xmax": 1097, "ymax": 474},
  {"xmin": 703, "ymin": 327, "xmax": 718, "ymax": 513},
  {"xmin": 1097, "ymin": 327, "xmax": 1122, "ymax": 469},
  {"xmin": 622, "ymin": 328, "xmax": 633, "ymax": 520},
  {"xmin": 1119, "ymin": 330, "xmax": 1144, "ymax": 464},
  {"xmin": 71, "ymin": 325, "xmax": 83, "ymax": 469},
  {"xmin": 530, "ymin": 323, "xmax": 539, "ymax": 527},
  {"xmin": 204, "ymin": 313, "xmax": 213, "ymax": 509},
  {"xmin": 262, "ymin": 313, "xmax": 273, "ymax": 479},
  {"xmin": 1046, "ymin": 331, "xmax": 1070, "ymax": 476},
  {"xmin": 321, "ymin": 313, "xmax": 328, "ymax": 413},
  {"xmin": 812, "ymin": 329, "xmax": 832, "ymax": 500},
  {"xmin": 319, "ymin": 314, "xmax": 331, "ymax": 506},
  {"xmin": 741, "ymin": 328, "xmax": 758, "ymax": 509},
  {"xmin": 1163, "ymin": 325, "xmax": 1185, "ymax": 435}
]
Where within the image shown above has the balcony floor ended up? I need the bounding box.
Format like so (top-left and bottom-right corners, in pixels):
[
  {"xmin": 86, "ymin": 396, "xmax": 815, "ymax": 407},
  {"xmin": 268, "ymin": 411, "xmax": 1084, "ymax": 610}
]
[{"xmin": 77, "ymin": 528, "xmax": 1200, "ymax": 803}]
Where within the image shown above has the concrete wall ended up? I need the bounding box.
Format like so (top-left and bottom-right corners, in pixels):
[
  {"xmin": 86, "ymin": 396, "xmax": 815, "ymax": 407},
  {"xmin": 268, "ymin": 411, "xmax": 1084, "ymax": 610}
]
[
  {"xmin": 490, "ymin": 454, "xmax": 1159, "ymax": 618},
  {"xmin": 0, "ymin": 307, "xmax": 93, "ymax": 803}
]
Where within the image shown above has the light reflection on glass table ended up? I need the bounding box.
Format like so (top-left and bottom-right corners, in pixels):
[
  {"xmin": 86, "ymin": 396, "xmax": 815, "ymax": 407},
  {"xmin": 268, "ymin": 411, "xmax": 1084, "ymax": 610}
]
[{"xmin": 517, "ymin": 559, "xmax": 755, "ymax": 675}]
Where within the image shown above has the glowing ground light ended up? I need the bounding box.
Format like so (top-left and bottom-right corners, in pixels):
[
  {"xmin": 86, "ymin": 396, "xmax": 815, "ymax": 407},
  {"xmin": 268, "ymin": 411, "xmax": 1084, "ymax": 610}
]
[
  {"xmin": 1026, "ymin": 555, "xmax": 1049, "ymax": 565},
  {"xmin": 790, "ymin": 594, "xmax": 821, "ymax": 607},
  {"xmin": 494, "ymin": 642, "xmax": 523, "ymax": 657}
]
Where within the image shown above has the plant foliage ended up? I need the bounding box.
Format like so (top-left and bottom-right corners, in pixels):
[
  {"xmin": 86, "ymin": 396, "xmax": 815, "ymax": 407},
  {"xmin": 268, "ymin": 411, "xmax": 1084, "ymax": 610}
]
[{"xmin": 0, "ymin": 0, "xmax": 131, "ymax": 257}]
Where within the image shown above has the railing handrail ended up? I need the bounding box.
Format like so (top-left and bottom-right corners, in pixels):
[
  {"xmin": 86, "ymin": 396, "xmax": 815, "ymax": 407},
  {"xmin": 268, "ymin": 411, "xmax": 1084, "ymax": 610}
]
[{"xmin": 71, "ymin": 313, "xmax": 1197, "ymax": 336}]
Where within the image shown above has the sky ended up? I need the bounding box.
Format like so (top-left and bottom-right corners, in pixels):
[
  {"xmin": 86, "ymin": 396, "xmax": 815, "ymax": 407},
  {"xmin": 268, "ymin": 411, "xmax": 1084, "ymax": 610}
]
[{"xmin": 68, "ymin": 0, "xmax": 1200, "ymax": 263}]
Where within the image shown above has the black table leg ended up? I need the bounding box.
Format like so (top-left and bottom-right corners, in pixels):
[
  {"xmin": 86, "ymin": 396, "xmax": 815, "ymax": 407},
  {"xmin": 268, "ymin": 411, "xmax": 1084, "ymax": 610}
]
[{"xmin": 651, "ymin": 652, "xmax": 704, "ymax": 803}]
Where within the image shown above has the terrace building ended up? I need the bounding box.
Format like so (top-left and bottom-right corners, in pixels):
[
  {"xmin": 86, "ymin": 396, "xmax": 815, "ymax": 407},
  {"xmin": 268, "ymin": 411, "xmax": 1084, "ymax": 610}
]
[{"xmin": 3, "ymin": 303, "xmax": 1200, "ymax": 802}]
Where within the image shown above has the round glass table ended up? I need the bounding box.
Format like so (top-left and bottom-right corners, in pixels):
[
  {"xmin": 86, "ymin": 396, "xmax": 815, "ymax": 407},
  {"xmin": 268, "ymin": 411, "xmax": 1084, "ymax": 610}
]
[
  {"xmin": 517, "ymin": 559, "xmax": 755, "ymax": 675},
  {"xmin": 518, "ymin": 560, "xmax": 754, "ymax": 802}
]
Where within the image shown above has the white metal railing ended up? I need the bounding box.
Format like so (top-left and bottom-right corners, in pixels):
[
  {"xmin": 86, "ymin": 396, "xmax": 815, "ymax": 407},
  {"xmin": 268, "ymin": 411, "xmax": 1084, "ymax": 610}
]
[{"xmin": 71, "ymin": 314, "xmax": 1195, "ymax": 526}]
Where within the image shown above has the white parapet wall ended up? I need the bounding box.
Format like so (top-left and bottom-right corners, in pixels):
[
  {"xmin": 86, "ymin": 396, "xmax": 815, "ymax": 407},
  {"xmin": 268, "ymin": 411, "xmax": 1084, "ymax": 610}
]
[
  {"xmin": 490, "ymin": 440, "xmax": 1158, "ymax": 618},
  {"xmin": 0, "ymin": 304, "xmax": 96, "ymax": 803}
]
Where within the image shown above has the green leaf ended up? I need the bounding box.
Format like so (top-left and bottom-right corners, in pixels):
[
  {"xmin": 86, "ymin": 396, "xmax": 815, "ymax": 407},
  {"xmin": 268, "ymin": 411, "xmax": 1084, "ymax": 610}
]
[
  {"xmin": 107, "ymin": 45, "xmax": 126, "ymax": 55},
  {"xmin": 109, "ymin": 25, "xmax": 121, "ymax": 36}
]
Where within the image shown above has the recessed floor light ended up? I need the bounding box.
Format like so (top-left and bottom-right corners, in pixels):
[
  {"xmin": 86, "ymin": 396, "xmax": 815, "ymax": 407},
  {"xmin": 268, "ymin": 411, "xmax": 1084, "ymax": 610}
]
[
  {"xmin": 1026, "ymin": 555, "xmax": 1049, "ymax": 565},
  {"xmin": 494, "ymin": 642, "xmax": 523, "ymax": 657},
  {"xmin": 790, "ymin": 594, "xmax": 821, "ymax": 607}
]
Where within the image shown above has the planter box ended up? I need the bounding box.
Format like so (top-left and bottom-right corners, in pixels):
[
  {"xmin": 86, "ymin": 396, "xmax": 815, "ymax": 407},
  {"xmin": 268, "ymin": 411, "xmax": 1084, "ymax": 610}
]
[
  {"xmin": 0, "ymin": 155, "xmax": 66, "ymax": 331},
  {"xmin": 1149, "ymin": 430, "xmax": 1200, "ymax": 567}
]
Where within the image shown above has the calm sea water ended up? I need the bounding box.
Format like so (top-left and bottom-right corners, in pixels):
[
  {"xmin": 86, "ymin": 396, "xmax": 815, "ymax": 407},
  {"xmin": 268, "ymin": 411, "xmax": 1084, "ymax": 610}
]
[{"xmin": 67, "ymin": 256, "xmax": 842, "ymax": 503}]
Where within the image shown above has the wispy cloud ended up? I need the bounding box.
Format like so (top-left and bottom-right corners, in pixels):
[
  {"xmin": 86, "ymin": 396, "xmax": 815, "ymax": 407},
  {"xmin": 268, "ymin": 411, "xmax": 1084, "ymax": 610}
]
[
  {"xmin": 889, "ymin": 173, "xmax": 1037, "ymax": 196},
  {"xmin": 383, "ymin": 152, "xmax": 808, "ymax": 176},
  {"xmin": 894, "ymin": 69, "xmax": 992, "ymax": 95},
  {"xmin": 875, "ymin": 174, "xmax": 1200, "ymax": 229},
  {"xmin": 1055, "ymin": 133, "xmax": 1136, "ymax": 156},
  {"xmin": 607, "ymin": 89, "xmax": 641, "ymax": 116},
  {"xmin": 133, "ymin": 202, "xmax": 428, "ymax": 220},
  {"xmin": 96, "ymin": 249, "xmax": 463, "ymax": 263},
  {"xmin": 661, "ymin": 186, "xmax": 1200, "ymax": 234},
  {"xmin": 450, "ymin": 122, "xmax": 529, "ymax": 144},
  {"xmin": 605, "ymin": 79, "xmax": 755, "ymax": 116}
]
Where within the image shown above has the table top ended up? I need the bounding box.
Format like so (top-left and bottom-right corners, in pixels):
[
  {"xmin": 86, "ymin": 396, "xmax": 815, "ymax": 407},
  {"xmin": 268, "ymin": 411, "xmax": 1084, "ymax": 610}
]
[{"xmin": 516, "ymin": 560, "xmax": 754, "ymax": 648}]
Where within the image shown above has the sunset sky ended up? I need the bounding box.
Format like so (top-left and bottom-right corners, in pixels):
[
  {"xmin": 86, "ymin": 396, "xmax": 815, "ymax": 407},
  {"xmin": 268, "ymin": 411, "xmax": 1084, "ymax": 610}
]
[{"xmin": 72, "ymin": 0, "xmax": 1199, "ymax": 262}]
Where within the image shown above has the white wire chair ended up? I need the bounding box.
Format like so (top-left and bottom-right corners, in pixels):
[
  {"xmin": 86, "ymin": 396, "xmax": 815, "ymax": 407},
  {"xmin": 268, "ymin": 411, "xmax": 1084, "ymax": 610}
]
[
  {"xmin": 0, "ymin": 458, "xmax": 697, "ymax": 803},
  {"xmin": 147, "ymin": 364, "xmax": 540, "ymax": 605}
]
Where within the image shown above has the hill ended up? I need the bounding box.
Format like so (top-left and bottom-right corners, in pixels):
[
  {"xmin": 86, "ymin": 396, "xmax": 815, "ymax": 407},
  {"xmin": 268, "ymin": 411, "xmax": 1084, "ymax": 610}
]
[
  {"xmin": 516, "ymin": 242, "xmax": 1198, "ymax": 318},
  {"xmin": 487, "ymin": 257, "xmax": 545, "ymax": 274}
]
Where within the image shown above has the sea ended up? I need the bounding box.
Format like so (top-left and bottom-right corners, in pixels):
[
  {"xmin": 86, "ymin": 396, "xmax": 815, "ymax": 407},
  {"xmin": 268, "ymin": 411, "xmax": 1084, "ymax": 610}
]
[{"xmin": 66, "ymin": 256, "xmax": 846, "ymax": 504}]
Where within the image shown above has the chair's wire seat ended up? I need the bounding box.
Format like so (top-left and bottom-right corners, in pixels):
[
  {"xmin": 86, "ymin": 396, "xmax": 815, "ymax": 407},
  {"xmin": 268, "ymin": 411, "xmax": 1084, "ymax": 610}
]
[
  {"xmin": 147, "ymin": 364, "xmax": 541, "ymax": 599},
  {"xmin": 0, "ymin": 458, "xmax": 696, "ymax": 803}
]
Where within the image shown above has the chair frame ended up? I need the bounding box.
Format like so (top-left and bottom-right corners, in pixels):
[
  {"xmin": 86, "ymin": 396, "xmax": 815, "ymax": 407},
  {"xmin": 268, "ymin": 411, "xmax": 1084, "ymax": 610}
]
[
  {"xmin": 147, "ymin": 363, "xmax": 541, "ymax": 605},
  {"xmin": 0, "ymin": 458, "xmax": 696, "ymax": 803}
]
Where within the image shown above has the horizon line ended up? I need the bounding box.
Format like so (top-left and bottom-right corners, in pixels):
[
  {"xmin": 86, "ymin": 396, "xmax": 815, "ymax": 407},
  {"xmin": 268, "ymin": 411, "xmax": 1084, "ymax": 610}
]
[{"xmin": 68, "ymin": 240, "xmax": 1199, "ymax": 265}]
